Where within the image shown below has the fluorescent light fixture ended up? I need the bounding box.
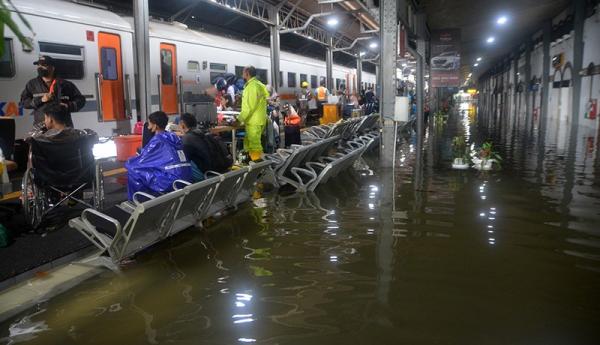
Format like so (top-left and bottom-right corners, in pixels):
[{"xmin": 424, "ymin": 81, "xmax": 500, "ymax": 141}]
[
  {"xmin": 486, "ymin": 36, "xmax": 495, "ymax": 44},
  {"xmin": 369, "ymin": 42, "xmax": 378, "ymax": 49},
  {"xmin": 474, "ymin": 63, "xmax": 479, "ymax": 67},
  {"xmin": 402, "ymin": 63, "xmax": 407, "ymax": 67},
  {"xmin": 497, "ymin": 16, "xmax": 508, "ymax": 25},
  {"xmin": 359, "ymin": 51, "xmax": 366, "ymax": 56},
  {"xmin": 327, "ymin": 17, "xmax": 339, "ymax": 27},
  {"xmin": 476, "ymin": 57, "xmax": 482, "ymax": 62}
]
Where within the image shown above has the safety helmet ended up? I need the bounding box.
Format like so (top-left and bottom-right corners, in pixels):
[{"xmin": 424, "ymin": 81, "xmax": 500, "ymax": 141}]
[
  {"xmin": 301, "ymin": 81, "xmax": 309, "ymax": 88},
  {"xmin": 215, "ymin": 78, "xmax": 227, "ymax": 91}
]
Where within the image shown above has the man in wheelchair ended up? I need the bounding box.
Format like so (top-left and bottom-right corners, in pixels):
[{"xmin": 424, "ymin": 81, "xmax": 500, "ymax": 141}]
[{"xmin": 22, "ymin": 104, "xmax": 99, "ymax": 229}]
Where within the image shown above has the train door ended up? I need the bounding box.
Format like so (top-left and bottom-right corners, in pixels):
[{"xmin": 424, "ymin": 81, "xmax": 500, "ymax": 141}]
[
  {"xmin": 97, "ymin": 32, "xmax": 126, "ymax": 121},
  {"xmin": 159, "ymin": 43, "xmax": 178, "ymax": 114}
]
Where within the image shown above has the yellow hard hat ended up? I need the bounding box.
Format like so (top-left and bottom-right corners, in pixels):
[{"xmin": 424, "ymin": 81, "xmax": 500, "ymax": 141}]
[{"xmin": 301, "ymin": 81, "xmax": 309, "ymax": 88}]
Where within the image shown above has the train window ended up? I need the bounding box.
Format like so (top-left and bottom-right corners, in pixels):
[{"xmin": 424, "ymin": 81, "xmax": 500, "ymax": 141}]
[
  {"xmin": 39, "ymin": 42, "xmax": 84, "ymax": 79},
  {"xmin": 310, "ymin": 75, "xmax": 317, "ymax": 88},
  {"xmin": 210, "ymin": 63, "xmax": 227, "ymax": 71},
  {"xmin": 235, "ymin": 66, "xmax": 244, "ymax": 78},
  {"xmin": 256, "ymin": 68, "xmax": 268, "ymax": 84},
  {"xmin": 100, "ymin": 47, "xmax": 118, "ymax": 80},
  {"xmin": 319, "ymin": 76, "xmax": 326, "ymax": 87},
  {"xmin": 0, "ymin": 38, "xmax": 15, "ymax": 78},
  {"xmin": 279, "ymin": 71, "xmax": 283, "ymax": 87},
  {"xmin": 335, "ymin": 78, "xmax": 341, "ymax": 90},
  {"xmin": 160, "ymin": 49, "xmax": 173, "ymax": 85},
  {"xmin": 300, "ymin": 73, "xmax": 307, "ymax": 84},
  {"xmin": 288, "ymin": 72, "xmax": 296, "ymax": 87},
  {"xmin": 210, "ymin": 72, "xmax": 223, "ymax": 83},
  {"xmin": 187, "ymin": 60, "xmax": 199, "ymax": 71}
]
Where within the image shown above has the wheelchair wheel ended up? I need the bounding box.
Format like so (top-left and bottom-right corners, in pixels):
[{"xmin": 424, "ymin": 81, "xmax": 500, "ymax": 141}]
[{"xmin": 21, "ymin": 169, "xmax": 44, "ymax": 229}]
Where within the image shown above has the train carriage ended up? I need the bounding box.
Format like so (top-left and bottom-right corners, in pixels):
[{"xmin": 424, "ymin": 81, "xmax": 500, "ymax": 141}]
[{"xmin": 2, "ymin": 0, "xmax": 376, "ymax": 140}]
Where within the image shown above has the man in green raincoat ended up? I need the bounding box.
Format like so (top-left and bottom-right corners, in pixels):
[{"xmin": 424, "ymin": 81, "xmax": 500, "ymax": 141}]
[{"xmin": 238, "ymin": 66, "xmax": 269, "ymax": 161}]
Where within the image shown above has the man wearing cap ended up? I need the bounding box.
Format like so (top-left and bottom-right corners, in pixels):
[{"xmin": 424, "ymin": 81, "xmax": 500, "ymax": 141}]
[{"xmin": 20, "ymin": 55, "xmax": 86, "ymax": 128}]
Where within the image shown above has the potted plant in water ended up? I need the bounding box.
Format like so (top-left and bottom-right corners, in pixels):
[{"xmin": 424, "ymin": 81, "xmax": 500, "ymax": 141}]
[
  {"xmin": 472, "ymin": 141, "xmax": 502, "ymax": 170},
  {"xmin": 451, "ymin": 135, "xmax": 470, "ymax": 169}
]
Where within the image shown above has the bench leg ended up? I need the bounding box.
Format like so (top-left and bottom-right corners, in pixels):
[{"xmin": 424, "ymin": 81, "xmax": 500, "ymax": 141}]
[{"xmin": 75, "ymin": 253, "xmax": 120, "ymax": 272}]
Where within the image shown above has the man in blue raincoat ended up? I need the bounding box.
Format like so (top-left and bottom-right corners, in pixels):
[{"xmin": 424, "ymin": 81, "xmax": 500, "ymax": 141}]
[{"xmin": 125, "ymin": 111, "xmax": 192, "ymax": 200}]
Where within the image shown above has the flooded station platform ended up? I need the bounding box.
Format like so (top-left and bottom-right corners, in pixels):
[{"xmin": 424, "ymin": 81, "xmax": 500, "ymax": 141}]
[{"xmin": 2, "ymin": 103, "xmax": 599, "ymax": 344}]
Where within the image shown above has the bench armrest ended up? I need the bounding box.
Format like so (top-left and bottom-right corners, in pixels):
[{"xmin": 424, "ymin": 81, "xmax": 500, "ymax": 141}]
[
  {"xmin": 133, "ymin": 191, "xmax": 155, "ymax": 205},
  {"xmin": 81, "ymin": 208, "xmax": 122, "ymax": 240},
  {"xmin": 173, "ymin": 179, "xmax": 192, "ymax": 190}
]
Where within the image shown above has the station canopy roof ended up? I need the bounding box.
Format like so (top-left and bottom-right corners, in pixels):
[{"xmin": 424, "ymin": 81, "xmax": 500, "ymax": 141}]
[{"xmin": 98, "ymin": 0, "xmax": 381, "ymax": 73}]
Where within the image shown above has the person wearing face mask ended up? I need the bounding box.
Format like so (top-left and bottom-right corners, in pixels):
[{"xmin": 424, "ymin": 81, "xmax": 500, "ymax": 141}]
[
  {"xmin": 20, "ymin": 55, "xmax": 86, "ymax": 129},
  {"xmin": 125, "ymin": 111, "xmax": 192, "ymax": 200}
]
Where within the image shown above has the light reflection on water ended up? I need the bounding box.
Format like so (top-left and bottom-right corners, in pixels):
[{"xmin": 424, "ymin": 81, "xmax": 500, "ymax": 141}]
[{"xmin": 1, "ymin": 103, "xmax": 600, "ymax": 344}]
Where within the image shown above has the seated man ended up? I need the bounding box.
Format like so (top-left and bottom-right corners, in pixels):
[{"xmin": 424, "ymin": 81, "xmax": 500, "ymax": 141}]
[
  {"xmin": 125, "ymin": 111, "xmax": 192, "ymax": 200},
  {"xmin": 29, "ymin": 104, "xmax": 95, "ymax": 143},
  {"xmin": 179, "ymin": 113, "xmax": 232, "ymax": 182}
]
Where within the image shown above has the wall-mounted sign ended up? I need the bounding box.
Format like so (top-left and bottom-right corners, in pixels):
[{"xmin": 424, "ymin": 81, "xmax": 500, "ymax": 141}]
[
  {"xmin": 552, "ymin": 53, "xmax": 564, "ymax": 70},
  {"xmin": 430, "ymin": 29, "xmax": 461, "ymax": 88}
]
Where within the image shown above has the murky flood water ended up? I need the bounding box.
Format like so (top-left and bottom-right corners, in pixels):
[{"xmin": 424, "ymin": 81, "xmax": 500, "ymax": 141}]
[{"xmin": 2, "ymin": 104, "xmax": 600, "ymax": 344}]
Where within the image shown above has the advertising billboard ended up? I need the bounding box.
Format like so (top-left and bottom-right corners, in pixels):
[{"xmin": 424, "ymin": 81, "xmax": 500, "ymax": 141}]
[{"xmin": 430, "ymin": 29, "xmax": 461, "ymax": 88}]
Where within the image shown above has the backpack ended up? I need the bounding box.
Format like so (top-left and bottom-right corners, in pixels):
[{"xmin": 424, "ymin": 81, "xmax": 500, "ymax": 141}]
[
  {"xmin": 223, "ymin": 73, "xmax": 237, "ymax": 86},
  {"xmin": 234, "ymin": 78, "xmax": 245, "ymax": 94},
  {"xmin": 204, "ymin": 133, "xmax": 233, "ymax": 173},
  {"xmin": 187, "ymin": 130, "xmax": 233, "ymax": 174}
]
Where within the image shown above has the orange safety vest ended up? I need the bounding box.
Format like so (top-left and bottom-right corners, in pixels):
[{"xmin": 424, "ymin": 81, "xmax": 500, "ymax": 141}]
[{"xmin": 317, "ymin": 86, "xmax": 327, "ymax": 101}]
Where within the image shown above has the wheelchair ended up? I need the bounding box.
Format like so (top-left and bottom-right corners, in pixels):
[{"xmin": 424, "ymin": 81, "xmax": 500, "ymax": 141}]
[{"xmin": 21, "ymin": 133, "xmax": 104, "ymax": 229}]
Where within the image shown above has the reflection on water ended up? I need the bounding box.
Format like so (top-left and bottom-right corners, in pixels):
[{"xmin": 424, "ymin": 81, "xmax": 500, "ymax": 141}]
[{"xmin": 1, "ymin": 103, "xmax": 600, "ymax": 344}]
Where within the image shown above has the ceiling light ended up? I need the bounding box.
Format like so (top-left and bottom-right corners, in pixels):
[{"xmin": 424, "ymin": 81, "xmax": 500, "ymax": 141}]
[
  {"xmin": 476, "ymin": 57, "xmax": 482, "ymax": 62},
  {"xmin": 327, "ymin": 18, "xmax": 339, "ymax": 27},
  {"xmin": 359, "ymin": 51, "xmax": 366, "ymax": 56},
  {"xmin": 402, "ymin": 63, "xmax": 407, "ymax": 67},
  {"xmin": 474, "ymin": 63, "xmax": 479, "ymax": 67},
  {"xmin": 369, "ymin": 42, "xmax": 378, "ymax": 49},
  {"xmin": 486, "ymin": 36, "xmax": 495, "ymax": 44},
  {"xmin": 497, "ymin": 16, "xmax": 508, "ymax": 25}
]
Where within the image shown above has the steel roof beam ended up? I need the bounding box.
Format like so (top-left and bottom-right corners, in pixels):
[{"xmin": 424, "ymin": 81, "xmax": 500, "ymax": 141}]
[
  {"xmin": 279, "ymin": 11, "xmax": 334, "ymax": 34},
  {"xmin": 198, "ymin": 0, "xmax": 274, "ymax": 26},
  {"xmin": 332, "ymin": 35, "xmax": 372, "ymax": 52}
]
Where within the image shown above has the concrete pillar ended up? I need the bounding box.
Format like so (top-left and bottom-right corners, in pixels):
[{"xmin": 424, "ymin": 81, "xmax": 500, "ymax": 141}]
[
  {"xmin": 536, "ymin": 21, "xmax": 552, "ymax": 184},
  {"xmin": 562, "ymin": 0, "xmax": 586, "ymax": 227},
  {"xmin": 379, "ymin": 0, "xmax": 398, "ymax": 167},
  {"xmin": 326, "ymin": 35, "xmax": 334, "ymax": 91},
  {"xmin": 134, "ymin": 0, "xmax": 152, "ymax": 121},
  {"xmin": 356, "ymin": 55, "xmax": 363, "ymax": 94},
  {"xmin": 513, "ymin": 56, "xmax": 519, "ymax": 118},
  {"xmin": 570, "ymin": 0, "xmax": 585, "ymax": 128},
  {"xmin": 416, "ymin": 38, "xmax": 425, "ymax": 140},
  {"xmin": 269, "ymin": 7, "xmax": 281, "ymax": 92},
  {"xmin": 525, "ymin": 41, "xmax": 532, "ymax": 131},
  {"xmin": 541, "ymin": 21, "xmax": 551, "ymax": 120},
  {"xmin": 375, "ymin": 64, "xmax": 380, "ymax": 97}
]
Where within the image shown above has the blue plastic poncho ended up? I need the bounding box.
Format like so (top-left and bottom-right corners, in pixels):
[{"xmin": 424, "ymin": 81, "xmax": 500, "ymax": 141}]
[{"xmin": 125, "ymin": 131, "xmax": 192, "ymax": 200}]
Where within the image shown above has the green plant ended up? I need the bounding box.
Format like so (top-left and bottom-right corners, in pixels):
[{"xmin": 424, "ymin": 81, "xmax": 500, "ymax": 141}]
[
  {"xmin": 0, "ymin": 0, "xmax": 33, "ymax": 56},
  {"xmin": 478, "ymin": 141, "xmax": 502, "ymax": 167},
  {"xmin": 451, "ymin": 135, "xmax": 469, "ymax": 160}
]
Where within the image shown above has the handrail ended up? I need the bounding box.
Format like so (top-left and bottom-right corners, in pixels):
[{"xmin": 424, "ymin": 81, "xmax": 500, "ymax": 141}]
[
  {"xmin": 157, "ymin": 74, "xmax": 162, "ymax": 111},
  {"xmin": 124, "ymin": 74, "xmax": 132, "ymax": 119},
  {"xmin": 94, "ymin": 73, "xmax": 104, "ymax": 121}
]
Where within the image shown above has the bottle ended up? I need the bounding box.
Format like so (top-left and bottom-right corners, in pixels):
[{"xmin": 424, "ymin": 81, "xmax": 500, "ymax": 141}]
[{"xmin": 0, "ymin": 148, "xmax": 8, "ymax": 185}]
